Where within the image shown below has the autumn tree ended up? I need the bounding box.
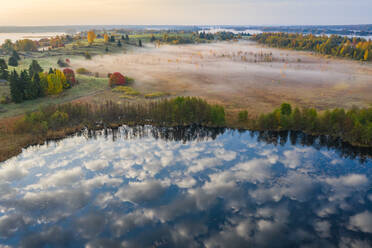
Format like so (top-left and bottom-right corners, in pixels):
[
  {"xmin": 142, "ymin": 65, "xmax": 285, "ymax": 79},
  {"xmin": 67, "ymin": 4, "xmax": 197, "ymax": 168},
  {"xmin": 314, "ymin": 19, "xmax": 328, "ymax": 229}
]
[
  {"xmin": 63, "ymin": 68, "xmax": 76, "ymax": 86},
  {"xmin": 104, "ymin": 33, "xmax": 109, "ymax": 43},
  {"xmin": 55, "ymin": 69, "xmax": 68, "ymax": 89},
  {"xmin": 15, "ymin": 39, "xmax": 38, "ymax": 52},
  {"xmin": 47, "ymin": 71, "xmax": 63, "ymax": 95},
  {"xmin": 109, "ymin": 72, "xmax": 126, "ymax": 87},
  {"xmin": 364, "ymin": 50, "xmax": 370, "ymax": 61},
  {"xmin": 87, "ymin": 31, "xmax": 96, "ymax": 45}
]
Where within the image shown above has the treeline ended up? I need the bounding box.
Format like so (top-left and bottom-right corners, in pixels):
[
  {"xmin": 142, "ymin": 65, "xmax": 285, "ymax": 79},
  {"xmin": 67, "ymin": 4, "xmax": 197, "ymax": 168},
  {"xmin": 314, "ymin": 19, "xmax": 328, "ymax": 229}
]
[
  {"xmin": 14, "ymin": 97, "xmax": 226, "ymax": 134},
  {"xmin": 5, "ymin": 60, "xmax": 77, "ymax": 103},
  {"xmin": 150, "ymin": 31, "xmax": 240, "ymax": 45},
  {"xmin": 198, "ymin": 31, "xmax": 237, "ymax": 41},
  {"xmin": 247, "ymin": 103, "xmax": 372, "ymax": 147},
  {"xmin": 252, "ymin": 33, "xmax": 371, "ymax": 61}
]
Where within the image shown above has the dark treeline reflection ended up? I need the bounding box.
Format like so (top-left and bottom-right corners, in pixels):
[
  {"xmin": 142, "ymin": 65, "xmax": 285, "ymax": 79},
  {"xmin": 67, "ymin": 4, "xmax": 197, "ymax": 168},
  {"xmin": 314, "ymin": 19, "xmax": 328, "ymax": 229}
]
[
  {"xmin": 253, "ymin": 130, "xmax": 372, "ymax": 163},
  {"xmin": 80, "ymin": 125, "xmax": 371, "ymax": 162},
  {"xmin": 84, "ymin": 125, "xmax": 226, "ymax": 143}
]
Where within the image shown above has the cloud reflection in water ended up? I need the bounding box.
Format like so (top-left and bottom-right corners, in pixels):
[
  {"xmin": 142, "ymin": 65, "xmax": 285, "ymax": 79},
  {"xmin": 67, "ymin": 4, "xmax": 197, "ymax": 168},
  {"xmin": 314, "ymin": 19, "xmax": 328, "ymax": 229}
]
[{"xmin": 0, "ymin": 126, "xmax": 371, "ymax": 248}]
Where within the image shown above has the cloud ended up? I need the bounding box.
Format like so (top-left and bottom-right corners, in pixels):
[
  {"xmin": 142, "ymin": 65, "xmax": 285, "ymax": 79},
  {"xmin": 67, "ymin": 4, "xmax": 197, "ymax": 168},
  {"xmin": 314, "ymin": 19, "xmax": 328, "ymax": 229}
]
[
  {"xmin": 26, "ymin": 167, "xmax": 83, "ymax": 190},
  {"xmin": 115, "ymin": 180, "xmax": 168, "ymax": 204},
  {"xmin": 0, "ymin": 164, "xmax": 28, "ymax": 182},
  {"xmin": 0, "ymin": 214, "xmax": 26, "ymax": 239},
  {"xmin": 348, "ymin": 211, "xmax": 372, "ymax": 234},
  {"xmin": 84, "ymin": 159, "xmax": 109, "ymax": 171}
]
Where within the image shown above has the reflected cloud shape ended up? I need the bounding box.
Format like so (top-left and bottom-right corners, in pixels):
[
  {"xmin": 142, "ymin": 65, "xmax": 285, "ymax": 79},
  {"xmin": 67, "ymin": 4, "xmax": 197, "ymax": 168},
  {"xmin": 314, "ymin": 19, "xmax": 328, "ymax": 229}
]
[
  {"xmin": 348, "ymin": 211, "xmax": 372, "ymax": 234},
  {"xmin": 0, "ymin": 126, "xmax": 371, "ymax": 247},
  {"xmin": 115, "ymin": 180, "xmax": 168, "ymax": 204}
]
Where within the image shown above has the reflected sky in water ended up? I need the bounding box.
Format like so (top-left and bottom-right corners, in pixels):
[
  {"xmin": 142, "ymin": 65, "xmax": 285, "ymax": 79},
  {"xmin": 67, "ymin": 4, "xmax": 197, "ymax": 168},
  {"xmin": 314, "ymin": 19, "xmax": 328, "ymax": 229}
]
[{"xmin": 0, "ymin": 126, "xmax": 371, "ymax": 248}]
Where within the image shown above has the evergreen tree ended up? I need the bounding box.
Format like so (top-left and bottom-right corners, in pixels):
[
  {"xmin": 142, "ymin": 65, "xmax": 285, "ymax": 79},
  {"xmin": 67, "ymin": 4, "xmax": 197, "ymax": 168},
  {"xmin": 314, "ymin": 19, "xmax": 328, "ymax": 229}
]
[
  {"xmin": 29, "ymin": 60, "xmax": 43, "ymax": 77},
  {"xmin": 19, "ymin": 70, "xmax": 31, "ymax": 100},
  {"xmin": 24, "ymin": 72, "xmax": 43, "ymax": 100},
  {"xmin": 48, "ymin": 68, "xmax": 54, "ymax": 74},
  {"xmin": 12, "ymin": 50, "xmax": 21, "ymax": 61},
  {"xmin": 0, "ymin": 59, "xmax": 9, "ymax": 80},
  {"xmin": 9, "ymin": 70, "xmax": 24, "ymax": 103},
  {"xmin": 33, "ymin": 72, "xmax": 44, "ymax": 97},
  {"xmin": 8, "ymin": 56, "xmax": 18, "ymax": 67},
  {"xmin": 126, "ymin": 34, "xmax": 129, "ymax": 41},
  {"xmin": 117, "ymin": 40, "xmax": 122, "ymax": 47},
  {"xmin": 150, "ymin": 35, "xmax": 156, "ymax": 42},
  {"xmin": 138, "ymin": 39, "xmax": 142, "ymax": 47}
]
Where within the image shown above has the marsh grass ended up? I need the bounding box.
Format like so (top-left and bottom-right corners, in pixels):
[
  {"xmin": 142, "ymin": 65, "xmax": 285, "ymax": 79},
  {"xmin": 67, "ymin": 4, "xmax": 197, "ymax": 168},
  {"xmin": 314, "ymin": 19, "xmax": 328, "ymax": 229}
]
[
  {"xmin": 144, "ymin": 92, "xmax": 171, "ymax": 99},
  {"xmin": 112, "ymin": 86, "xmax": 140, "ymax": 96}
]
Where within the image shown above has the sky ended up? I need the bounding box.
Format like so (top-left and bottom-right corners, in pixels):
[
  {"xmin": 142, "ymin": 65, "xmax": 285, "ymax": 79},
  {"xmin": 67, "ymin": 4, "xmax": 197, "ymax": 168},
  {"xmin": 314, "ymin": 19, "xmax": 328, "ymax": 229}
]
[{"xmin": 0, "ymin": 0, "xmax": 371, "ymax": 26}]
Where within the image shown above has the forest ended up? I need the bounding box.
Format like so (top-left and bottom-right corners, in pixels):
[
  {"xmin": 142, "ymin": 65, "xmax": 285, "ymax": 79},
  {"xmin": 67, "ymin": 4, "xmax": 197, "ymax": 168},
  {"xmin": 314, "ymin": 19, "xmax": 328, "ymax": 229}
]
[{"xmin": 252, "ymin": 33, "xmax": 371, "ymax": 61}]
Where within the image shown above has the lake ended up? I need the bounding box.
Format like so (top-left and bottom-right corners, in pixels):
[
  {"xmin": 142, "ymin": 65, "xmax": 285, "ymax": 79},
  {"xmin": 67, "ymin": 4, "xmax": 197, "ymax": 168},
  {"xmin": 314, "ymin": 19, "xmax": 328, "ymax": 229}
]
[
  {"xmin": 0, "ymin": 32, "xmax": 66, "ymax": 46},
  {"xmin": 0, "ymin": 126, "xmax": 371, "ymax": 247}
]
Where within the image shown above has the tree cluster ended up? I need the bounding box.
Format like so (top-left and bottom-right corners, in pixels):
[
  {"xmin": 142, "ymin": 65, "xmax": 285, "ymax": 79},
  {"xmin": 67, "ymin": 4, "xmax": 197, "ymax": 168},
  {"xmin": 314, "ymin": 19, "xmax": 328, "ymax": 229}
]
[
  {"xmin": 254, "ymin": 103, "xmax": 372, "ymax": 147},
  {"xmin": 9, "ymin": 60, "xmax": 76, "ymax": 103},
  {"xmin": 14, "ymin": 97, "xmax": 226, "ymax": 135},
  {"xmin": 252, "ymin": 33, "xmax": 372, "ymax": 61}
]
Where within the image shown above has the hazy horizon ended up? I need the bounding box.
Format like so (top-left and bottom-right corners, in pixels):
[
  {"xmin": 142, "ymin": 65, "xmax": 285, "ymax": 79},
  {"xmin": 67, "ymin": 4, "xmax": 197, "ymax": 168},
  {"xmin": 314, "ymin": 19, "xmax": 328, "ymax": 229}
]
[{"xmin": 1, "ymin": 0, "xmax": 371, "ymax": 26}]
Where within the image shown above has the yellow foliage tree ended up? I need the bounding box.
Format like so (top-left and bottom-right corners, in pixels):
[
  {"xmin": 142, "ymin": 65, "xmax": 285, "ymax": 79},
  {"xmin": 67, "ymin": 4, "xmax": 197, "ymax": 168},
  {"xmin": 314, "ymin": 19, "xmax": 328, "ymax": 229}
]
[
  {"xmin": 55, "ymin": 69, "xmax": 68, "ymax": 89},
  {"xmin": 364, "ymin": 50, "xmax": 369, "ymax": 61},
  {"xmin": 104, "ymin": 34, "xmax": 109, "ymax": 43},
  {"xmin": 47, "ymin": 71, "xmax": 63, "ymax": 95},
  {"xmin": 87, "ymin": 31, "xmax": 96, "ymax": 45}
]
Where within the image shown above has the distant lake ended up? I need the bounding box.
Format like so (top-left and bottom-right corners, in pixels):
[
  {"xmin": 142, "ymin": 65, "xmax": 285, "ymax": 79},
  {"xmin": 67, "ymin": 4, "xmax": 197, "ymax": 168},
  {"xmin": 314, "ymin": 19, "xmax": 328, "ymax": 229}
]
[
  {"xmin": 0, "ymin": 126, "xmax": 371, "ymax": 247},
  {"xmin": 0, "ymin": 32, "xmax": 65, "ymax": 46},
  {"xmin": 199, "ymin": 28, "xmax": 263, "ymax": 35}
]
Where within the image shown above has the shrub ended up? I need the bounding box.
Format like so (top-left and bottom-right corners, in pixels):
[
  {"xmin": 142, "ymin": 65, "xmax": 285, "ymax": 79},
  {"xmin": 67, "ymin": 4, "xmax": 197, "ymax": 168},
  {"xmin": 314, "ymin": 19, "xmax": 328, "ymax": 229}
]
[
  {"xmin": 57, "ymin": 58, "xmax": 69, "ymax": 67},
  {"xmin": 280, "ymin": 103, "xmax": 292, "ymax": 115},
  {"xmin": 14, "ymin": 111, "xmax": 48, "ymax": 135},
  {"xmin": 84, "ymin": 52, "xmax": 92, "ymax": 60},
  {"xmin": 109, "ymin": 72, "xmax": 126, "ymax": 87},
  {"xmin": 125, "ymin": 76, "xmax": 135, "ymax": 84},
  {"xmin": 63, "ymin": 68, "xmax": 76, "ymax": 86},
  {"xmin": 76, "ymin": 68, "xmax": 91, "ymax": 75},
  {"xmin": 50, "ymin": 110, "xmax": 69, "ymax": 129},
  {"xmin": 112, "ymin": 86, "xmax": 140, "ymax": 96},
  {"xmin": 0, "ymin": 96, "xmax": 11, "ymax": 104},
  {"xmin": 238, "ymin": 110, "xmax": 248, "ymax": 122}
]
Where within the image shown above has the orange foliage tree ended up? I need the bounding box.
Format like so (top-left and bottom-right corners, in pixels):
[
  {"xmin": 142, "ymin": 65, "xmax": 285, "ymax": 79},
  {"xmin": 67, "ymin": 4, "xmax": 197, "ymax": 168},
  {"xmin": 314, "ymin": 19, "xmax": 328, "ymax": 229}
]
[
  {"xmin": 87, "ymin": 31, "xmax": 96, "ymax": 45},
  {"xmin": 104, "ymin": 34, "xmax": 109, "ymax": 43}
]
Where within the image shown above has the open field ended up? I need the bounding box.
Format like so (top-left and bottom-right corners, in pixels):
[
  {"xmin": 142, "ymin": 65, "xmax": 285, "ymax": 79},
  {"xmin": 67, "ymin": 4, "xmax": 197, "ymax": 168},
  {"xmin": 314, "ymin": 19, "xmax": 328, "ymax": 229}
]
[{"xmin": 66, "ymin": 40, "xmax": 372, "ymax": 115}]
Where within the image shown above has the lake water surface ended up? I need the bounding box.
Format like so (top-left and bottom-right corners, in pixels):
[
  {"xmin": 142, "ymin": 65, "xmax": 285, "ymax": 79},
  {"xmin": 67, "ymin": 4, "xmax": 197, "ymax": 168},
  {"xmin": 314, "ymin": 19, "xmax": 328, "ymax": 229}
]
[{"xmin": 0, "ymin": 126, "xmax": 371, "ymax": 248}]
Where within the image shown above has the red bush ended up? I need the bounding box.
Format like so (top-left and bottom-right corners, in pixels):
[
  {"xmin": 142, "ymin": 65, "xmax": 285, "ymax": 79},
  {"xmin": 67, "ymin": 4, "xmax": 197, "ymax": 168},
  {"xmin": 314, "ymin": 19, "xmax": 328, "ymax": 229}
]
[
  {"xmin": 63, "ymin": 68, "xmax": 76, "ymax": 86},
  {"xmin": 109, "ymin": 72, "xmax": 126, "ymax": 87}
]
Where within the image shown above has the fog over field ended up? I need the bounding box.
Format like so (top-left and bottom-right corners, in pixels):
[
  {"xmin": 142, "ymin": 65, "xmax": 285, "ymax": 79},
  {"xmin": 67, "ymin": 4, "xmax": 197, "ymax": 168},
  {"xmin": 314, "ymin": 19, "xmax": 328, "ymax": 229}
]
[{"xmin": 71, "ymin": 41, "xmax": 372, "ymax": 113}]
